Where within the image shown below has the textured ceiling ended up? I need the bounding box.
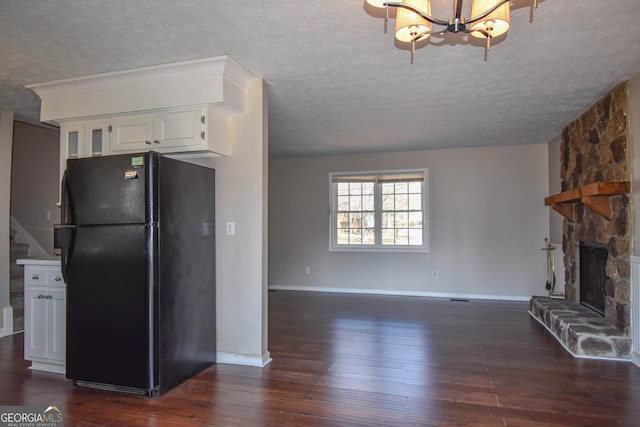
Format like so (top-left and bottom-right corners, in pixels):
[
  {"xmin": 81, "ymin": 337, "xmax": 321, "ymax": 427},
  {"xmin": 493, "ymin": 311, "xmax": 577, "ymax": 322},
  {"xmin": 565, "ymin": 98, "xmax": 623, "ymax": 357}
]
[{"xmin": 1, "ymin": 0, "xmax": 639, "ymax": 157}]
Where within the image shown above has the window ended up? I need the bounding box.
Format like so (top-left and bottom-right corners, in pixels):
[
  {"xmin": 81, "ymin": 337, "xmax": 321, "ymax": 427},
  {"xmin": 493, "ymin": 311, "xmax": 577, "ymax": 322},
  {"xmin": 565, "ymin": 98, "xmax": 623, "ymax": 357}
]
[{"xmin": 330, "ymin": 169, "xmax": 429, "ymax": 252}]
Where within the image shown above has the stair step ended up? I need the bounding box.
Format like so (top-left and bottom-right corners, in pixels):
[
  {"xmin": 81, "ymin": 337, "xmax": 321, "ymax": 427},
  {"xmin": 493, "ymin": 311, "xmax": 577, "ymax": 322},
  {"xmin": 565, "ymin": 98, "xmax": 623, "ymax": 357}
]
[
  {"xmin": 10, "ymin": 243, "xmax": 30, "ymax": 261},
  {"xmin": 10, "ymin": 296, "xmax": 23, "ymax": 309},
  {"xmin": 10, "ymin": 276, "xmax": 23, "ymax": 289},
  {"xmin": 10, "ymin": 260, "xmax": 23, "ymax": 274}
]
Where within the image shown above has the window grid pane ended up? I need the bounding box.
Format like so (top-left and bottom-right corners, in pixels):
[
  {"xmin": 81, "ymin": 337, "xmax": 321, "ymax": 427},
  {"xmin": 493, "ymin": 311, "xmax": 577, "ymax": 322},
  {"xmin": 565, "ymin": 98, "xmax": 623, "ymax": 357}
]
[
  {"xmin": 336, "ymin": 181, "xmax": 376, "ymax": 246},
  {"xmin": 381, "ymin": 181, "xmax": 422, "ymax": 246}
]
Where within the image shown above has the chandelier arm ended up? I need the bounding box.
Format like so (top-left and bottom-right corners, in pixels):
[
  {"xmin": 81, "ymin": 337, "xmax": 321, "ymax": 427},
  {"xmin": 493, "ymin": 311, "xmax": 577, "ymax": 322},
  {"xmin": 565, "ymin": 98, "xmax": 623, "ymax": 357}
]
[
  {"xmin": 466, "ymin": 0, "xmax": 511, "ymax": 25},
  {"xmin": 383, "ymin": 2, "xmax": 449, "ymax": 27}
]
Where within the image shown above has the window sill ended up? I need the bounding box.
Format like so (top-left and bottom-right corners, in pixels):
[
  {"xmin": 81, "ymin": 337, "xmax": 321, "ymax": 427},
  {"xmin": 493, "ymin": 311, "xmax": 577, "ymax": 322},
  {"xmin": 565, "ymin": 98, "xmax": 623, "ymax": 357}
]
[{"xmin": 330, "ymin": 246, "xmax": 430, "ymax": 254}]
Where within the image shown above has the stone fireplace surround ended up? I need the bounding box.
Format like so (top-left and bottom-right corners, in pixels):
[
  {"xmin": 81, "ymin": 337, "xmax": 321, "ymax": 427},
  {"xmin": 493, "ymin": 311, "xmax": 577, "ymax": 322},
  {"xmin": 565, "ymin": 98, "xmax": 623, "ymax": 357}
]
[{"xmin": 530, "ymin": 82, "xmax": 632, "ymax": 359}]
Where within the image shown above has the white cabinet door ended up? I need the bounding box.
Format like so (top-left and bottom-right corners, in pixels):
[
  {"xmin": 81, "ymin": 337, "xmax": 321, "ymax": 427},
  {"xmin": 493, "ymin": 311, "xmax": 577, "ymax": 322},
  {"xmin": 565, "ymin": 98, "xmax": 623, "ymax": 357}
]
[
  {"xmin": 25, "ymin": 288, "xmax": 48, "ymax": 360},
  {"xmin": 59, "ymin": 120, "xmax": 109, "ymax": 194},
  {"xmin": 154, "ymin": 109, "xmax": 205, "ymax": 151},
  {"xmin": 48, "ymin": 289, "xmax": 66, "ymax": 363},
  {"xmin": 110, "ymin": 114, "xmax": 155, "ymax": 152},
  {"xmin": 60, "ymin": 123, "xmax": 84, "ymax": 160},
  {"xmin": 84, "ymin": 120, "xmax": 110, "ymax": 157}
]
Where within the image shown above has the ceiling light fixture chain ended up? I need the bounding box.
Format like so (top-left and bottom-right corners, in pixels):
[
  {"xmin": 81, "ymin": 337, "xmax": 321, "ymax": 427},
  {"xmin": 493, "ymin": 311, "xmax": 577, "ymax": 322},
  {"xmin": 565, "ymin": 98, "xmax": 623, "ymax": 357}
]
[{"xmin": 367, "ymin": 0, "xmax": 539, "ymax": 62}]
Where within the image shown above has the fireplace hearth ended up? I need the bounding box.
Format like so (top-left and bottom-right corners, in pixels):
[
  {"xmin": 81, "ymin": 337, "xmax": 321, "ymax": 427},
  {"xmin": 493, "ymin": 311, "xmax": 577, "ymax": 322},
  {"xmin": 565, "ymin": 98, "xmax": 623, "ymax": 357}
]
[{"xmin": 579, "ymin": 244, "xmax": 607, "ymax": 316}]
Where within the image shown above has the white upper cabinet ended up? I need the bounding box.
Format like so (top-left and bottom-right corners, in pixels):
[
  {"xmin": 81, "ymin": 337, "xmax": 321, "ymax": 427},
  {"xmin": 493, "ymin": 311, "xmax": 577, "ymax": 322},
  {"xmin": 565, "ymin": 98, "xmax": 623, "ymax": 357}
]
[
  {"xmin": 60, "ymin": 120, "xmax": 109, "ymax": 160},
  {"xmin": 59, "ymin": 120, "xmax": 110, "ymax": 184},
  {"xmin": 27, "ymin": 55, "xmax": 255, "ymax": 159},
  {"xmin": 110, "ymin": 108, "xmax": 206, "ymax": 153}
]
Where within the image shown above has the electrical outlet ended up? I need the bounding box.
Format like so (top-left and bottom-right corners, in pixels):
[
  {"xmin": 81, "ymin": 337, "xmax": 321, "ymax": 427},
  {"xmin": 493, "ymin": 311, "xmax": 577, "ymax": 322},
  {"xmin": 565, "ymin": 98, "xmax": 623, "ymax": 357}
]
[
  {"xmin": 305, "ymin": 266, "xmax": 311, "ymax": 275},
  {"xmin": 432, "ymin": 271, "xmax": 438, "ymax": 278}
]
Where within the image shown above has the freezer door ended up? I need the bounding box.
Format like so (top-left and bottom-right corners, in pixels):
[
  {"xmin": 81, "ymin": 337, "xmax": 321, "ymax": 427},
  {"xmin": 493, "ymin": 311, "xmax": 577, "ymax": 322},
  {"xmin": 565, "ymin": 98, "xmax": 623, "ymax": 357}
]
[
  {"xmin": 65, "ymin": 224, "xmax": 156, "ymax": 391},
  {"xmin": 64, "ymin": 153, "xmax": 156, "ymax": 225}
]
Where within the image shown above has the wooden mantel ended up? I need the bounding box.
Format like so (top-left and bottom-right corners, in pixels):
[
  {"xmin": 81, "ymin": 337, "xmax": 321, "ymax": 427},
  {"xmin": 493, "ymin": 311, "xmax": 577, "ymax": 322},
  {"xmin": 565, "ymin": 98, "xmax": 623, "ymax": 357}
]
[{"xmin": 545, "ymin": 181, "xmax": 630, "ymax": 221}]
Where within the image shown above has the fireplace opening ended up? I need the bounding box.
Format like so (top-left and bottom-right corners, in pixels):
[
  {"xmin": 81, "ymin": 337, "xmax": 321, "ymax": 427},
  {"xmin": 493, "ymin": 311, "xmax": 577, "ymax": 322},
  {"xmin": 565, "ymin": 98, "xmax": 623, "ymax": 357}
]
[{"xmin": 579, "ymin": 243, "xmax": 607, "ymax": 316}]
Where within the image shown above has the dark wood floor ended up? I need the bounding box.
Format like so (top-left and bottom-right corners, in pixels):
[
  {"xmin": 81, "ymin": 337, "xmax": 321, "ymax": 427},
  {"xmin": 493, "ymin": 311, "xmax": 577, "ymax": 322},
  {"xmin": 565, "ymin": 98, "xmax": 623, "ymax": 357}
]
[{"xmin": 2, "ymin": 291, "xmax": 640, "ymax": 426}]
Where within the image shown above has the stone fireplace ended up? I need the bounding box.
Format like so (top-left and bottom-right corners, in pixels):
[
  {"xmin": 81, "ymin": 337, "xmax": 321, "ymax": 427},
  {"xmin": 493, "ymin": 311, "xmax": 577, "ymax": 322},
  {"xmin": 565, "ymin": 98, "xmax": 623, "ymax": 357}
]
[
  {"xmin": 530, "ymin": 82, "xmax": 632, "ymax": 359},
  {"xmin": 562, "ymin": 83, "xmax": 631, "ymax": 335}
]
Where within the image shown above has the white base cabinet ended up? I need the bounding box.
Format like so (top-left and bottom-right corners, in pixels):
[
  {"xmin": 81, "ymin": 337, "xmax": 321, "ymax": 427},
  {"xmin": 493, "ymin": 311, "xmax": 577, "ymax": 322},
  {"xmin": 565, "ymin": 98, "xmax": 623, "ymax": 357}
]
[{"xmin": 17, "ymin": 259, "xmax": 66, "ymax": 374}]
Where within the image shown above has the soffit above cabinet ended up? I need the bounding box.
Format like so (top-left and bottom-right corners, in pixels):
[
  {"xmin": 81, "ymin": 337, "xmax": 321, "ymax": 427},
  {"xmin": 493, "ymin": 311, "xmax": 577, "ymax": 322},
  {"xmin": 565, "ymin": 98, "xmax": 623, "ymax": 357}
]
[{"xmin": 26, "ymin": 55, "xmax": 256, "ymax": 123}]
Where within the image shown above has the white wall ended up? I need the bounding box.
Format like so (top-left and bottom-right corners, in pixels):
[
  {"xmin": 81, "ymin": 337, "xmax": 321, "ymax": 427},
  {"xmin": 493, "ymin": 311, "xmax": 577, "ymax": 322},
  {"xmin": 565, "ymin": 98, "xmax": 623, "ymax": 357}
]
[
  {"xmin": 0, "ymin": 111, "xmax": 14, "ymax": 336},
  {"xmin": 10, "ymin": 121, "xmax": 60, "ymax": 255},
  {"xmin": 191, "ymin": 79, "xmax": 269, "ymax": 366},
  {"xmin": 548, "ymin": 135, "xmax": 563, "ymax": 243},
  {"xmin": 547, "ymin": 134, "xmax": 565, "ymax": 294},
  {"xmin": 626, "ymin": 72, "xmax": 640, "ymax": 367},
  {"xmin": 269, "ymin": 143, "xmax": 550, "ymax": 300}
]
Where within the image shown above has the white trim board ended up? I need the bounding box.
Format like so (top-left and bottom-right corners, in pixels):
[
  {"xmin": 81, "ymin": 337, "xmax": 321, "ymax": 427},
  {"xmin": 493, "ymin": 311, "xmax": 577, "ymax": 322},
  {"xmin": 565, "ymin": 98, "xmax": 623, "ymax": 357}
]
[
  {"xmin": 216, "ymin": 351, "xmax": 272, "ymax": 368},
  {"xmin": 1, "ymin": 306, "xmax": 13, "ymax": 337},
  {"xmin": 633, "ymin": 352, "xmax": 640, "ymax": 368},
  {"xmin": 268, "ymin": 284, "xmax": 530, "ymax": 302}
]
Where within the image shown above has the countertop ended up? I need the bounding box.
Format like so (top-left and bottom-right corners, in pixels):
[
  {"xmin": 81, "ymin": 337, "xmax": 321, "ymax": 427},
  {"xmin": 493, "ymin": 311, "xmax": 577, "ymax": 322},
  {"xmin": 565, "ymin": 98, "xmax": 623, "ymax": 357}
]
[{"xmin": 16, "ymin": 258, "xmax": 61, "ymax": 266}]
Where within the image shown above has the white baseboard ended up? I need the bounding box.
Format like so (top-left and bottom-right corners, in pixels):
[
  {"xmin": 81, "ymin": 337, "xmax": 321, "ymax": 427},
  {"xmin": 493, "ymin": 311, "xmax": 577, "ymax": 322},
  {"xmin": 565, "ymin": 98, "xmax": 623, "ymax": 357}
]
[
  {"xmin": 268, "ymin": 284, "xmax": 530, "ymax": 302},
  {"xmin": 1, "ymin": 306, "xmax": 13, "ymax": 337},
  {"xmin": 633, "ymin": 352, "xmax": 640, "ymax": 369},
  {"xmin": 216, "ymin": 351, "xmax": 272, "ymax": 367}
]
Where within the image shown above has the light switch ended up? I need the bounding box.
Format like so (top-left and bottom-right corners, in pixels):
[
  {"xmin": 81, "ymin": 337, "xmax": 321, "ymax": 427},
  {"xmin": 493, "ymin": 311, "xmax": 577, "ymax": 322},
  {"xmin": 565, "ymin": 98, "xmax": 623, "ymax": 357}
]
[{"xmin": 226, "ymin": 222, "xmax": 235, "ymax": 236}]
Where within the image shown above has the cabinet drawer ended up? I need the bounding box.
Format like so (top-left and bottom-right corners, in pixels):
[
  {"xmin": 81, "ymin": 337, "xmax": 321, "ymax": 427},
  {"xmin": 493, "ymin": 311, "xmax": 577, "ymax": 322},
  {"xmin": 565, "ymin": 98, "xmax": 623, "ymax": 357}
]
[
  {"xmin": 24, "ymin": 267, "xmax": 65, "ymax": 288},
  {"xmin": 25, "ymin": 268, "xmax": 49, "ymax": 286},
  {"xmin": 48, "ymin": 270, "xmax": 65, "ymax": 288}
]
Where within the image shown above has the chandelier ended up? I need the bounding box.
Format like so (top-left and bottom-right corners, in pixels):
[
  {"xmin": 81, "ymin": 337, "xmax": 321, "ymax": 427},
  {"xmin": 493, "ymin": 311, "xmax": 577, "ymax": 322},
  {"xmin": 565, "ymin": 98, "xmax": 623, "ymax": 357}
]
[{"xmin": 366, "ymin": 0, "xmax": 538, "ymax": 61}]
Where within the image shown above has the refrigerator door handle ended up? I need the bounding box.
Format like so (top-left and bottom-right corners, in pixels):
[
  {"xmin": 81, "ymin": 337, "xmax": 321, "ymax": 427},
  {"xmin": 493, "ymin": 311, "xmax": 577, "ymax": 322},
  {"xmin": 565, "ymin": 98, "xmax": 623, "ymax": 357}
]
[
  {"xmin": 61, "ymin": 227, "xmax": 70, "ymax": 284},
  {"xmin": 61, "ymin": 169, "xmax": 69, "ymax": 225},
  {"xmin": 60, "ymin": 170, "xmax": 71, "ymax": 284}
]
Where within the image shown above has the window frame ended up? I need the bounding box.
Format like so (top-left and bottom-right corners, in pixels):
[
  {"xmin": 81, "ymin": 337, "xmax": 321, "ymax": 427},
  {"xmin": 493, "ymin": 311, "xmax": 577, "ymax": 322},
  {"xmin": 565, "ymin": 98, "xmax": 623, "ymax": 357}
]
[{"xmin": 329, "ymin": 169, "xmax": 430, "ymax": 253}]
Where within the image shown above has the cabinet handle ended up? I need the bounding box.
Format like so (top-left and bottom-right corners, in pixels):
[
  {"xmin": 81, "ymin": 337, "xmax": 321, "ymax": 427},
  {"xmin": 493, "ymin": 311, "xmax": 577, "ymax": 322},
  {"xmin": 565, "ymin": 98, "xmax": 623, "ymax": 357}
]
[
  {"xmin": 54, "ymin": 276, "xmax": 62, "ymax": 282},
  {"xmin": 46, "ymin": 295, "xmax": 53, "ymax": 299},
  {"xmin": 145, "ymin": 140, "xmax": 152, "ymax": 145},
  {"xmin": 37, "ymin": 295, "xmax": 45, "ymax": 299},
  {"xmin": 32, "ymin": 275, "xmax": 40, "ymax": 280},
  {"xmin": 153, "ymin": 139, "xmax": 160, "ymax": 144}
]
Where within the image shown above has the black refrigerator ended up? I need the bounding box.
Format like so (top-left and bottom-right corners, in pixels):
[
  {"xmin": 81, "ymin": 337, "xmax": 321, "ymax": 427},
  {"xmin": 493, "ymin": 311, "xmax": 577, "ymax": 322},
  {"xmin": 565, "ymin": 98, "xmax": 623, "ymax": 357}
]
[{"xmin": 58, "ymin": 151, "xmax": 216, "ymax": 396}]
